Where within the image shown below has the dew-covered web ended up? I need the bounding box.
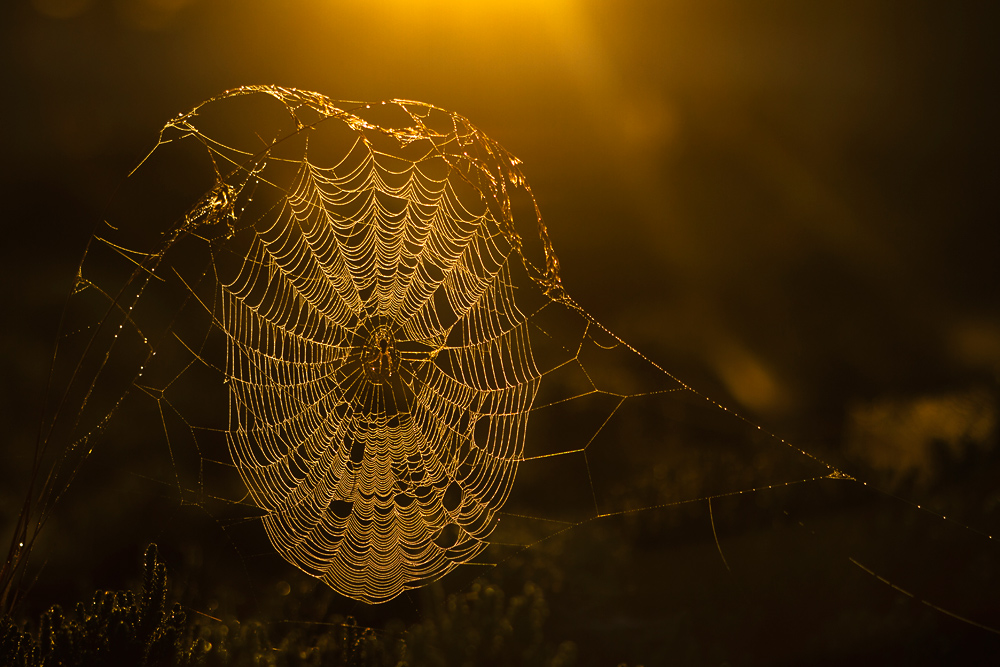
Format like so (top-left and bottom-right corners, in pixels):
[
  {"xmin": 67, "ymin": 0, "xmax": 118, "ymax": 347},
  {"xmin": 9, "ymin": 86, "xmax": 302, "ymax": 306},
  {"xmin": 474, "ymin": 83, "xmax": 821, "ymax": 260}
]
[{"xmin": 13, "ymin": 86, "xmax": 1000, "ymax": 648}]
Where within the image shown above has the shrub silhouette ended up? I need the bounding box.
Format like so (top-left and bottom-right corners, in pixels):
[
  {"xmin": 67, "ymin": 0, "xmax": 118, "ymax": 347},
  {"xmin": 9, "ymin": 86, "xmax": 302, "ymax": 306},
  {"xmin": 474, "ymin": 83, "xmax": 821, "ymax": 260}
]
[
  {"xmin": 2, "ymin": 545, "xmax": 195, "ymax": 666},
  {"xmin": 1, "ymin": 544, "xmax": 577, "ymax": 666}
]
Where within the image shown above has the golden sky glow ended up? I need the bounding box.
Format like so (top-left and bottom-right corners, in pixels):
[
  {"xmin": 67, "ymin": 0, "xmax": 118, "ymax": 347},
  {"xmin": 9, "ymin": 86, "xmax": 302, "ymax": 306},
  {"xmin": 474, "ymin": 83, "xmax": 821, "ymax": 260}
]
[{"xmin": 2, "ymin": 3, "xmax": 999, "ymax": 661}]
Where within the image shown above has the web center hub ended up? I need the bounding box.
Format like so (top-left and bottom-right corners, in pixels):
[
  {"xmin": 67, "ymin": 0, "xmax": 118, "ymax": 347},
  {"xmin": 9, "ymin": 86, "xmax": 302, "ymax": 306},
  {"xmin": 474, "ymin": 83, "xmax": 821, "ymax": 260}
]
[{"xmin": 360, "ymin": 325, "xmax": 400, "ymax": 384}]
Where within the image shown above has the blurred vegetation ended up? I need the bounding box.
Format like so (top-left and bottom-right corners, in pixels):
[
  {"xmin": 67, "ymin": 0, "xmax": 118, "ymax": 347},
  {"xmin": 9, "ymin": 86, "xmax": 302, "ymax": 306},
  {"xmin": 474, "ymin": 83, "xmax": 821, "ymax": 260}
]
[{"xmin": 1, "ymin": 545, "xmax": 578, "ymax": 667}]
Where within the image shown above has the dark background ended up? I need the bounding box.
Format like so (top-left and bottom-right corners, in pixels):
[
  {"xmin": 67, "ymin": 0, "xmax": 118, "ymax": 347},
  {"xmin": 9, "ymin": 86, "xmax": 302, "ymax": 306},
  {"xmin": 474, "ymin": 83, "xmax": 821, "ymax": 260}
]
[{"xmin": 2, "ymin": 1, "xmax": 999, "ymax": 664}]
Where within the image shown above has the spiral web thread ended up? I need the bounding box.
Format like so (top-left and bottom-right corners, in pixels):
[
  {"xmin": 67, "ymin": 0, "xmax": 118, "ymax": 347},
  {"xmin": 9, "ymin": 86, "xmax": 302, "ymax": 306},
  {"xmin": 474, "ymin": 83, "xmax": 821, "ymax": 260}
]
[
  {"xmin": 29, "ymin": 86, "xmax": 998, "ymax": 632},
  {"xmin": 218, "ymin": 90, "xmax": 545, "ymax": 602}
]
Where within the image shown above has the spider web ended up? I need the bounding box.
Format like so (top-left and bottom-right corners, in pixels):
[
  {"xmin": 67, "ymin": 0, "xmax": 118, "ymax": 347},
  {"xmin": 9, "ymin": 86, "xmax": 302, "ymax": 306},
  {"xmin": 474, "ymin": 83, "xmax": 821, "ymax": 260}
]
[{"xmin": 16, "ymin": 87, "xmax": 999, "ymax": 647}]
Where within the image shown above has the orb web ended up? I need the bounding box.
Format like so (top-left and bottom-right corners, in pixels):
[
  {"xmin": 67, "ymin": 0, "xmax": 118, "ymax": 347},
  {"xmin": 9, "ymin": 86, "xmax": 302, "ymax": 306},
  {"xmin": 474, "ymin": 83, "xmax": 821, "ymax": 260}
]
[{"xmin": 224, "ymin": 112, "xmax": 540, "ymax": 603}]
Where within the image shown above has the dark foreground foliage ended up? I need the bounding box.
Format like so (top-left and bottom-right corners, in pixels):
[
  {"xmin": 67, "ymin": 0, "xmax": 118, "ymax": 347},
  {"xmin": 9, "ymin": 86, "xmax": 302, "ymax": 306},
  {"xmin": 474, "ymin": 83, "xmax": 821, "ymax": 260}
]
[{"xmin": 1, "ymin": 545, "xmax": 577, "ymax": 667}]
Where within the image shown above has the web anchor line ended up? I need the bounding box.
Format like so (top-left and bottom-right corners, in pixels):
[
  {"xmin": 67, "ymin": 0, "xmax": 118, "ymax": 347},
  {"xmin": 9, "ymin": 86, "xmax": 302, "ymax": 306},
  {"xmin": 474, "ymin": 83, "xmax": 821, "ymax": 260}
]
[{"xmin": 848, "ymin": 557, "xmax": 1000, "ymax": 636}]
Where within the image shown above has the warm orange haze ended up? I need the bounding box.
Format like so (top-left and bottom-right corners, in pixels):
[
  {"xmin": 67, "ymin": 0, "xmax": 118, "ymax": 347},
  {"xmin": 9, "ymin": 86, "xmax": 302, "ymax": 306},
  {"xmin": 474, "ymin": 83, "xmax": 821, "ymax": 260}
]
[{"xmin": 2, "ymin": 1, "xmax": 998, "ymax": 664}]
